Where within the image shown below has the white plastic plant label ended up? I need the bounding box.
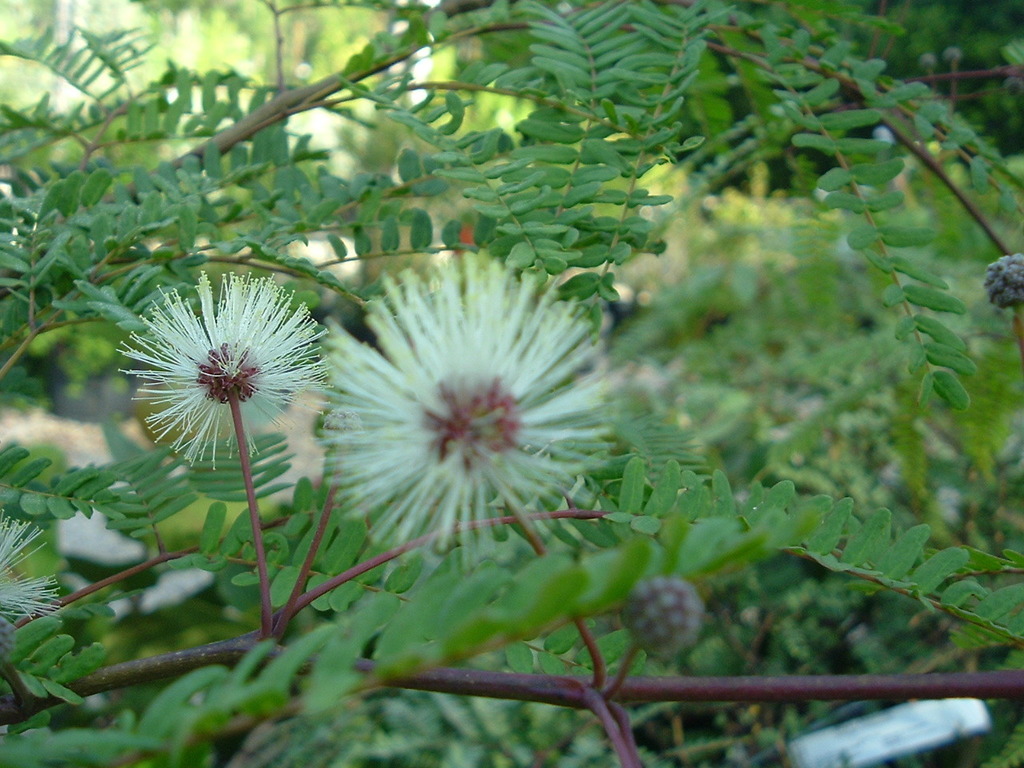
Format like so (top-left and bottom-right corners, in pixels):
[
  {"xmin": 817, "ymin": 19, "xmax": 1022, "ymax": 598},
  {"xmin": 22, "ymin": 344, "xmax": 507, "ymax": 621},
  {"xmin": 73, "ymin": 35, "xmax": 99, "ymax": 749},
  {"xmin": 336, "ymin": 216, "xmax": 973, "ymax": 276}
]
[{"xmin": 788, "ymin": 699, "xmax": 991, "ymax": 768}]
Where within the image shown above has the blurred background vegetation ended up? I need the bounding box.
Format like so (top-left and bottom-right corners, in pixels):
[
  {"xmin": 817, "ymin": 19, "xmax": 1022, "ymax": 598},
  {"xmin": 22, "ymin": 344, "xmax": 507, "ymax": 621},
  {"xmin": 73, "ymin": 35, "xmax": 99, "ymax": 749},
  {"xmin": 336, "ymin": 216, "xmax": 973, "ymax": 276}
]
[{"xmin": 3, "ymin": 0, "xmax": 1024, "ymax": 765}]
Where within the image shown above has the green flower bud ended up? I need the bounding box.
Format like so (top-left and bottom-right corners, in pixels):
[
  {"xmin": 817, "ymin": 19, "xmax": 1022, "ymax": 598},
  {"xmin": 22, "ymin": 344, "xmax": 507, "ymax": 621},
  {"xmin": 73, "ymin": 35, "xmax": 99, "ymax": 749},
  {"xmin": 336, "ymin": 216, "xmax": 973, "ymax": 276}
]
[
  {"xmin": 622, "ymin": 576, "xmax": 704, "ymax": 657},
  {"xmin": 985, "ymin": 254, "xmax": 1024, "ymax": 308}
]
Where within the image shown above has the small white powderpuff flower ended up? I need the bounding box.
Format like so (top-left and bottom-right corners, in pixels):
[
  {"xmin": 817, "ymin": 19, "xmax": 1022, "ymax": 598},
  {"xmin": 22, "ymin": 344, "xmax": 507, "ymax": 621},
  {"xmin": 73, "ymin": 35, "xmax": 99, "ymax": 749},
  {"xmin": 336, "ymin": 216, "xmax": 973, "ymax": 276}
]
[
  {"xmin": 0, "ymin": 518, "xmax": 58, "ymax": 620},
  {"xmin": 123, "ymin": 272, "xmax": 326, "ymax": 464},
  {"xmin": 323, "ymin": 256, "xmax": 605, "ymax": 550}
]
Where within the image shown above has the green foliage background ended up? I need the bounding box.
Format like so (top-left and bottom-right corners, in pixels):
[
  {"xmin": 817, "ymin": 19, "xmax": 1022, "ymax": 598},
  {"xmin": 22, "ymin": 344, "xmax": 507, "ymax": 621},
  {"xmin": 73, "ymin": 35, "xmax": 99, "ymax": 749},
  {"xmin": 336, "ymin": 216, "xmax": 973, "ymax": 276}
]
[{"xmin": 1, "ymin": 0, "xmax": 1024, "ymax": 765}]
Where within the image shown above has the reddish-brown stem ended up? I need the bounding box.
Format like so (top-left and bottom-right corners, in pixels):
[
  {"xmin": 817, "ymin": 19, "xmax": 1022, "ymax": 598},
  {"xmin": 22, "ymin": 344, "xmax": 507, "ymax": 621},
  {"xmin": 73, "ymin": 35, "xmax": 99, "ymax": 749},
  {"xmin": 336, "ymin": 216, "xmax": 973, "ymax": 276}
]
[
  {"xmin": 32, "ymin": 548, "xmax": 194, "ymax": 621},
  {"xmin": 18, "ymin": 516, "xmax": 294, "ymax": 628},
  {"xmin": 608, "ymin": 702, "xmax": 641, "ymax": 763},
  {"xmin": 576, "ymin": 621, "xmax": 608, "ymax": 689},
  {"xmin": 228, "ymin": 394, "xmax": 273, "ymax": 638},
  {"xmin": 583, "ymin": 687, "xmax": 642, "ymax": 768},
  {"xmin": 603, "ymin": 643, "xmax": 640, "ymax": 699},
  {"xmin": 358, "ymin": 664, "xmax": 1024, "ymax": 706},
  {"xmin": 948, "ymin": 57, "xmax": 960, "ymax": 111},
  {"xmin": 1013, "ymin": 309, "xmax": 1024, "ymax": 381},
  {"xmin": 283, "ymin": 507, "xmax": 613, "ymax": 688},
  {"xmin": 272, "ymin": 484, "xmax": 339, "ymax": 638},
  {"xmin": 174, "ymin": 22, "xmax": 524, "ymax": 171},
  {"xmin": 11, "ymin": 640, "xmax": 1024, "ymax": 726},
  {"xmin": 879, "ymin": 116, "xmax": 1009, "ymax": 254},
  {"xmin": 702, "ymin": 36, "xmax": 1013, "ymax": 257},
  {"xmin": 287, "ymin": 508, "xmax": 607, "ymax": 616},
  {"xmin": 909, "ymin": 65, "xmax": 1024, "ymax": 83},
  {"xmin": 287, "ymin": 531, "xmax": 434, "ymax": 617},
  {"xmin": 514, "ymin": 511, "xmax": 609, "ymax": 689}
]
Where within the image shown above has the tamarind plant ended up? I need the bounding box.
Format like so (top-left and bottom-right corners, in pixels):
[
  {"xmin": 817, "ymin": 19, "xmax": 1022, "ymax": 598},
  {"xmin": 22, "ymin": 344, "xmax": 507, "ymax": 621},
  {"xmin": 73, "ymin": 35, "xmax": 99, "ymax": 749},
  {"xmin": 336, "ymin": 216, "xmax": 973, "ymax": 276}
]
[{"xmin": 1, "ymin": 0, "xmax": 1023, "ymax": 764}]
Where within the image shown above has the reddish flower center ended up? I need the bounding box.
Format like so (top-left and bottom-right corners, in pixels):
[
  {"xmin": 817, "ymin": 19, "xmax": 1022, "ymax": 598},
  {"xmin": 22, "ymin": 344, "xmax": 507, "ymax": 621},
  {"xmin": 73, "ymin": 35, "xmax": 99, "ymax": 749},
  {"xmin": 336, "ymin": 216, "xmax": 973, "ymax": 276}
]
[
  {"xmin": 196, "ymin": 343, "xmax": 260, "ymax": 403},
  {"xmin": 425, "ymin": 379, "xmax": 521, "ymax": 468}
]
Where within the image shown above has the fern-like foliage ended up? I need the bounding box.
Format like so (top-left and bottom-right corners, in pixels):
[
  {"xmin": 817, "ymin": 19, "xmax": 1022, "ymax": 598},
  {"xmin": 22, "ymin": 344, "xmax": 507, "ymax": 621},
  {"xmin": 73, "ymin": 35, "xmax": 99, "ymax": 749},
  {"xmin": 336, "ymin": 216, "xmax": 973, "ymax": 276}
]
[
  {"xmin": 0, "ymin": 445, "xmax": 120, "ymax": 521},
  {"xmin": 0, "ymin": 0, "xmax": 1022, "ymax": 764},
  {"xmin": 791, "ymin": 499, "xmax": 1024, "ymax": 649},
  {"xmin": 0, "ymin": 27, "xmax": 150, "ymax": 100}
]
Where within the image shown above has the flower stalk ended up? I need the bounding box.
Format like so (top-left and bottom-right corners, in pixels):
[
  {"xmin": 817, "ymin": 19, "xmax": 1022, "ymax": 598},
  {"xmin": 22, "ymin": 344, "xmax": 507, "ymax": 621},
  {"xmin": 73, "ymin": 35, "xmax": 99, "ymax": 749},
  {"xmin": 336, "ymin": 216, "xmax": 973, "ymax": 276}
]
[
  {"xmin": 228, "ymin": 393, "xmax": 273, "ymax": 638},
  {"xmin": 1013, "ymin": 307, "xmax": 1024, "ymax": 380},
  {"xmin": 123, "ymin": 271, "xmax": 325, "ymax": 636}
]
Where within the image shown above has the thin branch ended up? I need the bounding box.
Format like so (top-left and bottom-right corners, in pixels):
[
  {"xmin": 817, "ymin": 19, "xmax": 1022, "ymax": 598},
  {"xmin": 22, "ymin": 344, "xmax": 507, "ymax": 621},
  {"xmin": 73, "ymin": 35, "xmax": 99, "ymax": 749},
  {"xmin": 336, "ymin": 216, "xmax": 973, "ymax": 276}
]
[
  {"xmin": 703, "ymin": 36, "xmax": 1013, "ymax": 256},
  {"xmin": 584, "ymin": 687, "xmax": 642, "ymax": 768},
  {"xmin": 287, "ymin": 508, "xmax": 607, "ymax": 616},
  {"xmin": 1013, "ymin": 308, "xmax": 1024, "ymax": 381},
  {"xmin": 358, "ymin": 665, "xmax": 1024, "ymax": 707},
  {"xmin": 38, "ymin": 548, "xmax": 194, "ymax": 619},
  {"xmin": 228, "ymin": 394, "xmax": 273, "ymax": 638},
  {"xmin": 909, "ymin": 65, "xmax": 1024, "ymax": 83},
  {"xmin": 603, "ymin": 644, "xmax": 640, "ymax": 699},
  {"xmin": 609, "ymin": 702, "xmax": 642, "ymax": 765},
  {"xmin": 174, "ymin": 22, "xmax": 525, "ymax": 170},
  {"xmin": 272, "ymin": 484, "xmax": 339, "ymax": 638},
  {"xmin": 259, "ymin": 0, "xmax": 287, "ymax": 93},
  {"xmin": 512, "ymin": 511, "xmax": 610, "ymax": 689},
  {"xmin": 9, "ymin": 636, "xmax": 1024, "ymax": 726}
]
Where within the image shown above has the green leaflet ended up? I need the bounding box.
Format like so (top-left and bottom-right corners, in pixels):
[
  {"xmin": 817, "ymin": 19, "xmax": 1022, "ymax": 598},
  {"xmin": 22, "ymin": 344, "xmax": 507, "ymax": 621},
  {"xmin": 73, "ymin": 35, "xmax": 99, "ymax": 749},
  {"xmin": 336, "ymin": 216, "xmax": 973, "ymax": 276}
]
[
  {"xmin": 505, "ymin": 642, "xmax": 534, "ymax": 674},
  {"xmin": 851, "ymin": 158, "xmax": 904, "ymax": 185},
  {"xmin": 12, "ymin": 616, "xmax": 63, "ymax": 665},
  {"xmin": 876, "ymin": 524, "xmax": 931, "ymax": 580},
  {"xmin": 198, "ymin": 503, "xmax": 226, "ymax": 555},
  {"xmin": 841, "ymin": 508, "xmax": 891, "ymax": 567},
  {"xmin": 941, "ymin": 579, "xmax": 987, "ymax": 608},
  {"xmin": 915, "ymin": 315, "xmax": 967, "ymax": 351},
  {"xmin": 911, "ymin": 547, "xmax": 970, "ymax": 594},
  {"xmin": 619, "ymin": 456, "xmax": 647, "ymax": 514},
  {"xmin": 974, "ymin": 583, "xmax": 1024, "ymax": 623},
  {"xmin": 902, "ymin": 284, "xmax": 967, "ymax": 314},
  {"xmin": 924, "ymin": 342, "xmax": 977, "ymax": 376},
  {"xmin": 805, "ymin": 498, "xmax": 854, "ymax": 555},
  {"xmin": 817, "ymin": 167, "xmax": 852, "ymax": 191},
  {"xmin": 644, "ymin": 460, "xmax": 682, "ymax": 517},
  {"xmin": 931, "ymin": 370, "xmax": 971, "ymax": 410},
  {"xmin": 878, "ymin": 226, "xmax": 935, "ymax": 248}
]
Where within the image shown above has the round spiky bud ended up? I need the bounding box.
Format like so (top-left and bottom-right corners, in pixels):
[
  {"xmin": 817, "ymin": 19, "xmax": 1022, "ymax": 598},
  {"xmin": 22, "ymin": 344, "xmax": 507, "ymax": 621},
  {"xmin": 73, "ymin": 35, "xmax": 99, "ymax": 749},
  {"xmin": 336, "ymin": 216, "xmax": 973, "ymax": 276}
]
[
  {"xmin": 0, "ymin": 618, "xmax": 14, "ymax": 663},
  {"xmin": 919, "ymin": 52, "xmax": 937, "ymax": 71},
  {"xmin": 942, "ymin": 46, "xmax": 963, "ymax": 64},
  {"xmin": 985, "ymin": 254, "xmax": 1024, "ymax": 308},
  {"xmin": 622, "ymin": 576, "xmax": 705, "ymax": 657}
]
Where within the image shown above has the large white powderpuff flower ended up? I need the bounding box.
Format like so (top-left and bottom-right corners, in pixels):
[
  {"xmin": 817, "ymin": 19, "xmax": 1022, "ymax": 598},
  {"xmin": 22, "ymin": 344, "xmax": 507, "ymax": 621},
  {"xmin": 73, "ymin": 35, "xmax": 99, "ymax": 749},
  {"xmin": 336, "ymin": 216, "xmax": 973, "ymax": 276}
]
[
  {"xmin": 122, "ymin": 272, "xmax": 326, "ymax": 464},
  {"xmin": 323, "ymin": 257, "xmax": 605, "ymax": 550},
  {"xmin": 0, "ymin": 518, "xmax": 57, "ymax": 620}
]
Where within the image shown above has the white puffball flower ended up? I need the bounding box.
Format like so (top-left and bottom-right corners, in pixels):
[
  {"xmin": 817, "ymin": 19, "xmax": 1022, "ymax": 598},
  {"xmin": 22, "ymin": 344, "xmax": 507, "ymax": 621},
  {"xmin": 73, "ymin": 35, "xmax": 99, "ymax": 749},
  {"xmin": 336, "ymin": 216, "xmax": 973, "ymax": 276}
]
[
  {"xmin": 323, "ymin": 257, "xmax": 605, "ymax": 551},
  {"xmin": 122, "ymin": 272, "xmax": 326, "ymax": 464},
  {"xmin": 0, "ymin": 518, "xmax": 58, "ymax": 620}
]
